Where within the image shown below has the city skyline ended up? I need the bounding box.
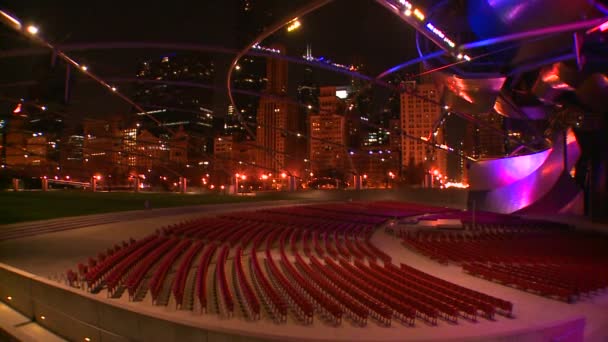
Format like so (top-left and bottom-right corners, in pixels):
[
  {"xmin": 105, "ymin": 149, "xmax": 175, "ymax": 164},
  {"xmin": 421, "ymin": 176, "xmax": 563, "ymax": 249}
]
[{"xmin": 1, "ymin": 0, "xmax": 605, "ymax": 196}]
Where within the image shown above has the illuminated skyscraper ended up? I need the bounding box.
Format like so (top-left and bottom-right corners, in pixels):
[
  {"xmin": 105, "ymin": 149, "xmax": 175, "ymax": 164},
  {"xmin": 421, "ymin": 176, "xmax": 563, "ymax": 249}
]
[
  {"xmin": 400, "ymin": 81, "xmax": 447, "ymax": 183},
  {"xmin": 255, "ymin": 45, "xmax": 300, "ymax": 174},
  {"xmin": 309, "ymin": 86, "xmax": 348, "ymax": 174}
]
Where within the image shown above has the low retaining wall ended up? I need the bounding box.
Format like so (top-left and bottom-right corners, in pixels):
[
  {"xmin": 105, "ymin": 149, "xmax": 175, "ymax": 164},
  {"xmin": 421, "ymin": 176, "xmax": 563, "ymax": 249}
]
[
  {"xmin": 0, "ymin": 263, "xmax": 270, "ymax": 342},
  {"xmin": 0, "ymin": 262, "xmax": 586, "ymax": 342}
]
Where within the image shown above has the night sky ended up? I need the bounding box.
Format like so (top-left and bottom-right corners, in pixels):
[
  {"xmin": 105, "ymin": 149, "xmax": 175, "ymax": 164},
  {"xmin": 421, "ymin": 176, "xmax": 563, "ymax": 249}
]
[{"xmin": 1, "ymin": 0, "xmax": 418, "ymax": 119}]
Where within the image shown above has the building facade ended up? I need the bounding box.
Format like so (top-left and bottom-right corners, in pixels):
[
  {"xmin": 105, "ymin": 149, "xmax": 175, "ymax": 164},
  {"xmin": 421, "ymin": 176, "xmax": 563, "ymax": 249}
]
[
  {"xmin": 400, "ymin": 82, "xmax": 447, "ymax": 184},
  {"xmin": 309, "ymin": 86, "xmax": 348, "ymax": 176}
]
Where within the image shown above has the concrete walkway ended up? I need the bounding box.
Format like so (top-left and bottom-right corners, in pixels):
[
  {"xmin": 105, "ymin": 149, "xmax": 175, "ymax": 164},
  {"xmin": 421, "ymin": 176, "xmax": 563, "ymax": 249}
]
[{"xmin": 0, "ymin": 302, "xmax": 65, "ymax": 342}]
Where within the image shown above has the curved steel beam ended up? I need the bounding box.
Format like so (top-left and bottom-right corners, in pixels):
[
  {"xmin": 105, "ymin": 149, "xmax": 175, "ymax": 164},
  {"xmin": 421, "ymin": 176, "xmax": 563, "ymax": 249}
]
[
  {"xmin": 226, "ymin": 0, "xmax": 336, "ymax": 142},
  {"xmin": 376, "ymin": 51, "xmax": 445, "ymax": 80},
  {"xmin": 460, "ymin": 17, "xmax": 607, "ymax": 50}
]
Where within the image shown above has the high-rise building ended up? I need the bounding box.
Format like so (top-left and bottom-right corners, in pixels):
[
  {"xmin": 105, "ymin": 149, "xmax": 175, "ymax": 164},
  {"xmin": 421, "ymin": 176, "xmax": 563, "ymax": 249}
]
[
  {"xmin": 255, "ymin": 45, "xmax": 300, "ymax": 174},
  {"xmin": 400, "ymin": 81, "xmax": 447, "ymax": 183},
  {"xmin": 212, "ymin": 135, "xmax": 257, "ymax": 185},
  {"xmin": 309, "ymin": 86, "xmax": 348, "ymax": 175},
  {"xmin": 265, "ymin": 46, "xmax": 288, "ymax": 96},
  {"xmin": 169, "ymin": 126, "xmax": 188, "ymax": 166},
  {"xmin": 464, "ymin": 112, "xmax": 506, "ymax": 160},
  {"xmin": 477, "ymin": 112, "xmax": 506, "ymax": 158},
  {"xmin": 83, "ymin": 118, "xmax": 122, "ymax": 172},
  {"xmin": 135, "ymin": 129, "xmax": 168, "ymax": 170}
]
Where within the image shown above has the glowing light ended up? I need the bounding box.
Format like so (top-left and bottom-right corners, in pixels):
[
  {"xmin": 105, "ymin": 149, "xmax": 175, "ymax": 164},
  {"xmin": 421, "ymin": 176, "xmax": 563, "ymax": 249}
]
[
  {"xmin": 240, "ymin": 175, "xmax": 246, "ymax": 180},
  {"xmin": 413, "ymin": 9, "xmax": 425, "ymax": 21},
  {"xmin": 7, "ymin": 296, "xmax": 12, "ymax": 301},
  {"xmin": 444, "ymin": 182, "xmax": 469, "ymax": 189},
  {"xmin": 433, "ymin": 170, "xmax": 439, "ymax": 176},
  {"xmin": 81, "ymin": 65, "xmax": 88, "ymax": 71},
  {"xmin": 287, "ymin": 19, "xmax": 301, "ymax": 32},
  {"xmin": 13, "ymin": 103, "xmax": 22, "ymax": 114},
  {"xmin": 85, "ymin": 338, "xmax": 91, "ymax": 342},
  {"xmin": 404, "ymin": 9, "xmax": 412, "ymax": 16},
  {"xmin": 220, "ymin": 185, "xmax": 225, "ymax": 190},
  {"xmin": 400, "ymin": 0, "xmax": 413, "ymax": 9},
  {"xmin": 41, "ymin": 106, "xmax": 46, "ymax": 111},
  {"xmin": 111, "ymin": 86, "xmax": 117, "ymax": 92},
  {"xmin": 335, "ymin": 90, "xmax": 348, "ymax": 99},
  {"xmin": 261, "ymin": 175, "xmax": 268, "ymax": 180},
  {"xmin": 40, "ymin": 315, "xmax": 46, "ymax": 320},
  {"xmin": 457, "ymin": 53, "xmax": 464, "ymax": 60},
  {"xmin": 281, "ymin": 172, "xmax": 287, "ymax": 179},
  {"xmin": 0, "ymin": 10, "xmax": 22, "ymax": 29},
  {"xmin": 26, "ymin": 25, "xmax": 38, "ymax": 35},
  {"xmin": 426, "ymin": 23, "xmax": 445, "ymax": 39},
  {"xmin": 235, "ymin": 65, "xmax": 241, "ymax": 71},
  {"xmin": 252, "ymin": 44, "xmax": 281, "ymax": 54},
  {"xmin": 463, "ymin": 54, "xmax": 471, "ymax": 61}
]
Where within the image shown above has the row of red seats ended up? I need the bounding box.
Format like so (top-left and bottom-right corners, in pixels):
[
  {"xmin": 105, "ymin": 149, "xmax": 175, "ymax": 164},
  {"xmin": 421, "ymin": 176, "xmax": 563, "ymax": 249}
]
[
  {"xmin": 374, "ymin": 263, "xmax": 478, "ymax": 321},
  {"xmin": 249, "ymin": 246, "xmax": 287, "ymax": 322},
  {"xmin": 196, "ymin": 243, "xmax": 217, "ymax": 313},
  {"xmin": 399, "ymin": 263, "xmax": 512, "ymax": 315},
  {"xmin": 324, "ymin": 257, "xmax": 418, "ymax": 325},
  {"xmin": 463, "ymin": 263, "xmax": 576, "ymax": 302},
  {"xmin": 215, "ymin": 246, "xmax": 234, "ymax": 316},
  {"xmin": 172, "ymin": 241, "xmax": 205, "ymax": 307},
  {"xmin": 513, "ymin": 263, "xmax": 608, "ymax": 293},
  {"xmin": 279, "ymin": 250, "xmax": 344, "ymax": 325},
  {"xmin": 358, "ymin": 260, "xmax": 459, "ymax": 323},
  {"xmin": 126, "ymin": 238, "xmax": 179, "ymax": 299},
  {"xmin": 389, "ymin": 264, "xmax": 497, "ymax": 319},
  {"xmin": 105, "ymin": 236, "xmax": 166, "ymax": 296},
  {"xmin": 306, "ymin": 255, "xmax": 391, "ymax": 326},
  {"xmin": 264, "ymin": 249, "xmax": 314, "ymax": 324},
  {"xmin": 150, "ymin": 239, "xmax": 192, "ymax": 303},
  {"xmin": 85, "ymin": 236, "xmax": 154, "ymax": 289},
  {"xmin": 276, "ymin": 229, "xmax": 343, "ymax": 324},
  {"xmin": 233, "ymin": 247, "xmax": 260, "ymax": 320}
]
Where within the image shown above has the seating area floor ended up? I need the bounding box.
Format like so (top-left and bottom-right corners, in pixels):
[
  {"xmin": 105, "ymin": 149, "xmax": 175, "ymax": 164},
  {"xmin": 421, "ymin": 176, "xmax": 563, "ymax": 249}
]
[{"xmin": 1, "ymin": 208, "xmax": 607, "ymax": 341}]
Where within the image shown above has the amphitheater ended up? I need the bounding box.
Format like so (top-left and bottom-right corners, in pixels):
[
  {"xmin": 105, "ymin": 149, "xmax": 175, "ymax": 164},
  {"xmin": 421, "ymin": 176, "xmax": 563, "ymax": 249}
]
[{"xmin": 1, "ymin": 199, "xmax": 607, "ymax": 342}]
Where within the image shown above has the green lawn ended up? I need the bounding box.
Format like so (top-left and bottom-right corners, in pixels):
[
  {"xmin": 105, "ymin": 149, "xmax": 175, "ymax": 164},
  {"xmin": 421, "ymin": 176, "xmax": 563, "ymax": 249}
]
[{"xmin": 0, "ymin": 191, "xmax": 291, "ymax": 225}]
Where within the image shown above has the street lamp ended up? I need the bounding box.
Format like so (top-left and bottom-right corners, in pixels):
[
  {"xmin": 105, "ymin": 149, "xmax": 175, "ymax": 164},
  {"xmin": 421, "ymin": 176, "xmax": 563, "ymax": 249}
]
[
  {"xmin": 286, "ymin": 19, "xmax": 301, "ymax": 32},
  {"xmin": 26, "ymin": 25, "xmax": 38, "ymax": 35}
]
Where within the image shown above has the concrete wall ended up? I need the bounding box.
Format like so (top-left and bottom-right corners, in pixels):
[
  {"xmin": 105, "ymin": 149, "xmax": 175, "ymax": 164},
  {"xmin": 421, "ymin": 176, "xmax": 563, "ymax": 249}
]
[
  {"xmin": 0, "ymin": 263, "xmax": 271, "ymax": 342},
  {"xmin": 0, "ymin": 262, "xmax": 586, "ymax": 342},
  {"xmin": 260, "ymin": 188, "xmax": 469, "ymax": 210}
]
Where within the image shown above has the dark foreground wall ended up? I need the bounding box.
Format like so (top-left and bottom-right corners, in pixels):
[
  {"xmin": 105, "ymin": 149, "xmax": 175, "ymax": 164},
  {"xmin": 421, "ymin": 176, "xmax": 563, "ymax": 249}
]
[{"xmin": 0, "ymin": 261, "xmax": 586, "ymax": 342}]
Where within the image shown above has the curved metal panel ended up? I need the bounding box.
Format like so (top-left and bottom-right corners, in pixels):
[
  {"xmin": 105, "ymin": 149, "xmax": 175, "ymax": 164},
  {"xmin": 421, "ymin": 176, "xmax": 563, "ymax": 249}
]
[
  {"xmin": 468, "ymin": 128, "xmax": 581, "ymax": 213},
  {"xmin": 434, "ymin": 73, "xmax": 506, "ymax": 113},
  {"xmin": 468, "ymin": 148, "xmax": 551, "ymax": 191},
  {"xmin": 493, "ymin": 95, "xmax": 550, "ymax": 120},
  {"xmin": 467, "ymin": 0, "xmax": 597, "ymax": 39}
]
